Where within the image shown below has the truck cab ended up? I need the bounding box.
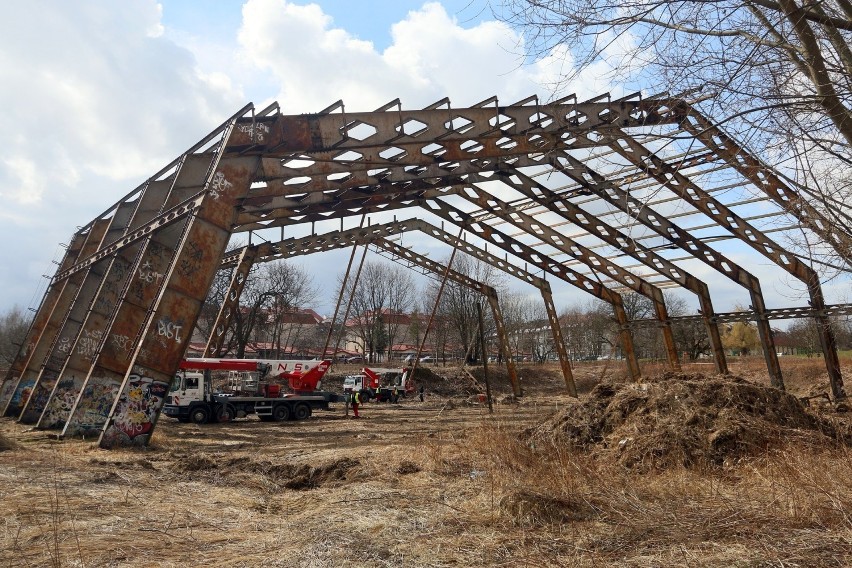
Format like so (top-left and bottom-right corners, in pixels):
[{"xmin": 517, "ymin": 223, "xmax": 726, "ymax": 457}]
[
  {"xmin": 164, "ymin": 369, "xmax": 211, "ymax": 423},
  {"xmin": 342, "ymin": 373, "xmax": 374, "ymax": 401},
  {"xmin": 346, "ymin": 367, "xmax": 414, "ymax": 402}
]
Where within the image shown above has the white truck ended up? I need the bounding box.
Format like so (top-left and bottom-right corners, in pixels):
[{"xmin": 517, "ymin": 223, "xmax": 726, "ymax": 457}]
[{"xmin": 163, "ymin": 358, "xmax": 344, "ymax": 424}]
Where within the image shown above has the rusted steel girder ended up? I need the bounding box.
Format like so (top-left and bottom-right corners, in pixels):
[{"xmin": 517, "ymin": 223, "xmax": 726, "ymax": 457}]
[
  {"xmin": 58, "ymin": 117, "xmax": 261, "ymax": 443},
  {"xmin": 678, "ymin": 105, "xmax": 852, "ymax": 266},
  {"xmin": 607, "ymin": 128, "xmax": 845, "ymax": 397},
  {"xmin": 98, "ymin": 151, "xmax": 262, "ymax": 449},
  {"xmin": 0, "ymin": 232, "xmax": 88, "ymax": 413},
  {"xmin": 540, "ymin": 283, "xmax": 577, "ymax": 396},
  {"xmin": 627, "ymin": 303, "xmax": 852, "ymax": 326},
  {"xmin": 370, "ymin": 237, "xmax": 521, "ymax": 397},
  {"xmin": 489, "ymin": 168, "xmax": 728, "ymax": 374},
  {"xmin": 251, "ymin": 92, "xmax": 676, "ymax": 158},
  {"xmin": 47, "ymin": 179, "xmax": 179, "ymax": 433},
  {"xmin": 448, "ymin": 183, "xmax": 682, "ymax": 371},
  {"xmin": 38, "ymin": 181, "xmax": 176, "ymax": 431},
  {"xmin": 217, "ymin": 220, "xmax": 567, "ymax": 395},
  {"xmin": 19, "ymin": 201, "xmax": 138, "ymax": 425},
  {"xmin": 417, "ymin": 197, "xmax": 642, "ymax": 380},
  {"xmin": 203, "ymin": 245, "xmax": 260, "ymax": 358},
  {"xmin": 547, "ymin": 148, "xmax": 781, "ymax": 384},
  {"xmin": 3, "ymin": 220, "xmax": 111, "ymax": 419}
]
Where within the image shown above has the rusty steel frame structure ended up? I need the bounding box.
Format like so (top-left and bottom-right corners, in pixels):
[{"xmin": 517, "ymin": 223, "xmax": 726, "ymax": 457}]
[
  {"xmin": 206, "ymin": 219, "xmax": 576, "ymax": 396},
  {"xmin": 1, "ymin": 92, "xmax": 850, "ymax": 448}
]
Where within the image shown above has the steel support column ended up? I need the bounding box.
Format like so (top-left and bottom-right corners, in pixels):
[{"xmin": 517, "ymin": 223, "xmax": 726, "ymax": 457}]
[
  {"xmin": 204, "ymin": 245, "xmax": 260, "ymax": 358},
  {"xmin": 3, "ymin": 220, "xmax": 111, "ymax": 418},
  {"xmin": 40, "ymin": 179, "xmax": 177, "ymax": 430},
  {"xmin": 0, "ymin": 233, "xmax": 87, "ymax": 412},
  {"xmin": 20, "ymin": 202, "xmax": 137, "ymax": 425},
  {"xmin": 99, "ymin": 155, "xmax": 261, "ymax": 448},
  {"xmin": 608, "ymin": 128, "xmax": 844, "ymax": 395},
  {"xmin": 540, "ymin": 283, "xmax": 577, "ymax": 396}
]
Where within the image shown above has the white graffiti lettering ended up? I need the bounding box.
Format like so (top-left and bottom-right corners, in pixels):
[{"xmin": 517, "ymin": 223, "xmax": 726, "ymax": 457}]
[
  {"xmin": 138, "ymin": 260, "xmax": 165, "ymax": 284},
  {"xmin": 112, "ymin": 334, "xmax": 132, "ymax": 353},
  {"xmin": 57, "ymin": 336, "xmax": 73, "ymax": 354},
  {"xmin": 237, "ymin": 123, "xmax": 270, "ymax": 142},
  {"xmin": 209, "ymin": 171, "xmax": 233, "ymax": 200},
  {"xmin": 76, "ymin": 329, "xmax": 104, "ymax": 359},
  {"xmin": 157, "ymin": 320, "xmax": 183, "ymax": 343}
]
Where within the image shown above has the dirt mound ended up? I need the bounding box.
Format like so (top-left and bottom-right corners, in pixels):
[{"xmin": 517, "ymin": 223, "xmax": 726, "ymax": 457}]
[
  {"xmin": 528, "ymin": 372, "xmax": 843, "ymax": 470},
  {"xmin": 171, "ymin": 453, "xmax": 361, "ymax": 490},
  {"xmin": 0, "ymin": 432, "xmax": 16, "ymax": 452}
]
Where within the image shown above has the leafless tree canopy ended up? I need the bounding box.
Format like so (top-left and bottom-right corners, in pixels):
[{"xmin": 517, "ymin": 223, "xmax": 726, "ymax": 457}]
[
  {"xmin": 198, "ymin": 260, "xmax": 318, "ymax": 357},
  {"xmin": 339, "ymin": 261, "xmax": 416, "ymax": 362},
  {"xmin": 499, "ymin": 0, "xmax": 852, "ymax": 255},
  {"xmin": 0, "ymin": 306, "xmax": 29, "ymax": 368}
]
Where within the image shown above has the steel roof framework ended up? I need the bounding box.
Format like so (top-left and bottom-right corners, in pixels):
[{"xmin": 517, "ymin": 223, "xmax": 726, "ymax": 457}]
[{"xmin": 0, "ymin": 93, "xmax": 849, "ymax": 449}]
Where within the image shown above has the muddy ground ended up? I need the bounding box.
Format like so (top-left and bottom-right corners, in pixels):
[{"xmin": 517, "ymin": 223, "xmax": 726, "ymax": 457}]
[{"xmin": 1, "ymin": 361, "xmax": 851, "ymax": 567}]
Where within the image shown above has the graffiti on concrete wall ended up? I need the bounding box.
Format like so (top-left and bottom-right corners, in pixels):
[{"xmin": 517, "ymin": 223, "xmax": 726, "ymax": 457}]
[
  {"xmin": 6, "ymin": 378, "xmax": 35, "ymax": 415},
  {"xmin": 100, "ymin": 372, "xmax": 170, "ymax": 448},
  {"xmin": 62, "ymin": 378, "xmax": 121, "ymax": 439},
  {"xmin": 0, "ymin": 378, "xmax": 19, "ymax": 409},
  {"xmin": 19, "ymin": 372, "xmax": 59, "ymax": 424},
  {"xmin": 38, "ymin": 377, "xmax": 79, "ymax": 429}
]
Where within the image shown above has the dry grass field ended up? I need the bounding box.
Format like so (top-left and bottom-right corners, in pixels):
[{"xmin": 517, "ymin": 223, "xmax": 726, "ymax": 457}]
[{"xmin": 1, "ymin": 357, "xmax": 851, "ymax": 567}]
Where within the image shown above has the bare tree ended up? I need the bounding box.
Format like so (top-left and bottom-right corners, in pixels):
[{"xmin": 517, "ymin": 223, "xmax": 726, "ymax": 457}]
[
  {"xmin": 427, "ymin": 254, "xmax": 505, "ymax": 363},
  {"xmin": 262, "ymin": 262, "xmax": 319, "ymax": 358},
  {"xmin": 0, "ymin": 306, "xmax": 29, "ymax": 368},
  {"xmin": 219, "ymin": 261, "xmax": 318, "ymax": 358},
  {"xmin": 340, "ymin": 261, "xmax": 416, "ymax": 363},
  {"xmin": 503, "ymin": 292, "xmax": 551, "ymax": 362},
  {"xmin": 668, "ymin": 294, "xmax": 712, "ymax": 360},
  {"xmin": 499, "ymin": 0, "xmax": 852, "ymax": 265}
]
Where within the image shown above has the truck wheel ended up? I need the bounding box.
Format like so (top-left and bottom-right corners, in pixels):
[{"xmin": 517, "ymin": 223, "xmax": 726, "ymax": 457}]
[
  {"xmin": 217, "ymin": 404, "xmax": 235, "ymax": 423},
  {"xmin": 190, "ymin": 406, "xmax": 209, "ymax": 425},
  {"xmin": 272, "ymin": 404, "xmax": 290, "ymax": 422},
  {"xmin": 293, "ymin": 403, "xmax": 310, "ymax": 421}
]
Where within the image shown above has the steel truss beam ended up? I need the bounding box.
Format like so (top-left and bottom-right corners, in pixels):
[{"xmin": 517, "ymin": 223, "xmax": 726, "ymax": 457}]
[
  {"xmin": 543, "ymin": 149, "xmax": 782, "ymax": 384},
  {"xmin": 604, "ymin": 127, "xmax": 844, "ymax": 398},
  {"xmin": 627, "ymin": 303, "xmax": 852, "ymax": 327},
  {"xmin": 13, "ymin": 93, "xmax": 852, "ymax": 448},
  {"xmin": 678, "ymin": 104, "xmax": 852, "ymax": 266},
  {"xmin": 217, "ymin": 219, "xmax": 575, "ymax": 395}
]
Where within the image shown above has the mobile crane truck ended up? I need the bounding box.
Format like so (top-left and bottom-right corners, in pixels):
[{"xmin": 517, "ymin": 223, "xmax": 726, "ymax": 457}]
[
  {"xmin": 342, "ymin": 366, "xmax": 414, "ymax": 402},
  {"xmin": 163, "ymin": 358, "xmax": 342, "ymax": 424}
]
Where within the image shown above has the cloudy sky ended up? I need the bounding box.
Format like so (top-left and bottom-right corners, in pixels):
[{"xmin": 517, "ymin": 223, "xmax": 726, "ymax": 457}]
[{"xmin": 0, "ymin": 0, "xmax": 847, "ymax": 321}]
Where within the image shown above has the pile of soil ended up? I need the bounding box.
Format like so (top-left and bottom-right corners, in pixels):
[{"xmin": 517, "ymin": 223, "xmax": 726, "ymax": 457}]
[
  {"xmin": 170, "ymin": 453, "xmax": 362, "ymax": 490},
  {"xmin": 0, "ymin": 432, "xmax": 16, "ymax": 452},
  {"xmin": 528, "ymin": 372, "xmax": 844, "ymax": 470}
]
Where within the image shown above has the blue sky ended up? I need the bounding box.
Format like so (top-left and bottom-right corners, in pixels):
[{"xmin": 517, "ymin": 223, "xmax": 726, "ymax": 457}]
[{"xmin": 0, "ymin": 0, "xmax": 847, "ymax": 323}]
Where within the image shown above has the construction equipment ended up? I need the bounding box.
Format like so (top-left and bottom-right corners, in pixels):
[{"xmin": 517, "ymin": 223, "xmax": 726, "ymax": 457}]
[
  {"xmin": 342, "ymin": 366, "xmax": 414, "ymax": 402},
  {"xmin": 163, "ymin": 358, "xmax": 341, "ymax": 424}
]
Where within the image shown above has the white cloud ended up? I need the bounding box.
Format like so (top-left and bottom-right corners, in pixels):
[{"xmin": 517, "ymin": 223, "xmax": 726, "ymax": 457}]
[{"xmin": 236, "ymin": 0, "xmax": 555, "ymax": 112}]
